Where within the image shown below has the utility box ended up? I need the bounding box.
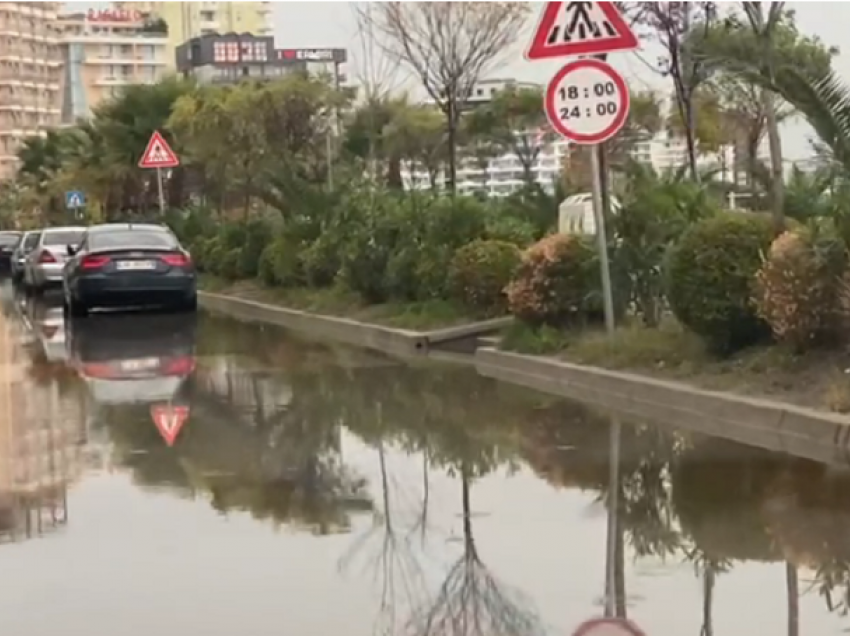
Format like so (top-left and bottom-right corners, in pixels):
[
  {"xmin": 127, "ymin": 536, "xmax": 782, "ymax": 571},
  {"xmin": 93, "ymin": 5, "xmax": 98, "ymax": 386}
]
[{"xmin": 558, "ymin": 193, "xmax": 621, "ymax": 235}]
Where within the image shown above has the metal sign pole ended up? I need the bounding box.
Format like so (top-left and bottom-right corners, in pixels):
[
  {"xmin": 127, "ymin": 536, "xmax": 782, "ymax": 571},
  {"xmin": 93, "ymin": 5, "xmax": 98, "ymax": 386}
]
[
  {"xmin": 156, "ymin": 167, "xmax": 166, "ymax": 214},
  {"xmin": 590, "ymin": 144, "xmax": 616, "ymax": 335}
]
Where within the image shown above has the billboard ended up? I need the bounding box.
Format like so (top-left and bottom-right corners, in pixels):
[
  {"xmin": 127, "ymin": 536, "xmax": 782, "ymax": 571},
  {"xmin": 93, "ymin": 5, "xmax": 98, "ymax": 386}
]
[{"xmin": 276, "ymin": 48, "xmax": 347, "ymax": 64}]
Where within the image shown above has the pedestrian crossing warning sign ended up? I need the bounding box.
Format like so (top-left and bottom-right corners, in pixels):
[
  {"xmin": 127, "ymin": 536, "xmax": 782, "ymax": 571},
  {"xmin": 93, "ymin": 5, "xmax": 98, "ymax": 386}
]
[
  {"xmin": 138, "ymin": 130, "xmax": 180, "ymax": 169},
  {"xmin": 526, "ymin": 2, "xmax": 639, "ymax": 61}
]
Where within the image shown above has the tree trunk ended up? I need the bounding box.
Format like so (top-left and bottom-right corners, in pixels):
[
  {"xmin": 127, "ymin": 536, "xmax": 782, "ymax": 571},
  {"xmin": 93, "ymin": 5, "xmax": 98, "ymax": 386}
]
[
  {"xmin": 683, "ymin": 96, "xmax": 700, "ymax": 183},
  {"xmin": 445, "ymin": 99, "xmax": 458, "ymax": 194},
  {"xmin": 763, "ymin": 88, "xmax": 785, "ymax": 231}
]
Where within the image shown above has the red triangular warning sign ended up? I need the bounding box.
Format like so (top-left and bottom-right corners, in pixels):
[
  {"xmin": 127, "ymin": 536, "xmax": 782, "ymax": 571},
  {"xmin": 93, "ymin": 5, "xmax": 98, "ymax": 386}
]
[
  {"xmin": 526, "ymin": 2, "xmax": 639, "ymax": 61},
  {"xmin": 138, "ymin": 130, "xmax": 180, "ymax": 169},
  {"xmin": 150, "ymin": 404, "xmax": 190, "ymax": 446}
]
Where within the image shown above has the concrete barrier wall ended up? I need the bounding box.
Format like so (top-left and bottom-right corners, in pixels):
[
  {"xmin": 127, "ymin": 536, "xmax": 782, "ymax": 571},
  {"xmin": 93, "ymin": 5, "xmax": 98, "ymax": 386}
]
[
  {"xmin": 199, "ymin": 292, "xmax": 509, "ymax": 357},
  {"xmin": 475, "ymin": 347, "xmax": 850, "ymax": 468},
  {"xmin": 199, "ymin": 292, "xmax": 429, "ymax": 357}
]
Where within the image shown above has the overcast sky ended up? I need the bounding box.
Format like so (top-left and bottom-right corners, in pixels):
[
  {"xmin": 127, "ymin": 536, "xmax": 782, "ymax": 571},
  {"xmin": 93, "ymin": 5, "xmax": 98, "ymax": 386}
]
[
  {"xmin": 271, "ymin": 1, "xmax": 844, "ymax": 162},
  {"xmin": 69, "ymin": 1, "xmax": 844, "ymax": 162}
]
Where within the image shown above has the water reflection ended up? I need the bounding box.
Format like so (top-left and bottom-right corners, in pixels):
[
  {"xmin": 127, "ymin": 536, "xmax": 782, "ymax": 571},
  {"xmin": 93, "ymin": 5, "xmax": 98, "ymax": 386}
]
[
  {"xmin": 0, "ymin": 293, "xmax": 80, "ymax": 544},
  {"xmin": 7, "ymin": 300, "xmax": 850, "ymax": 634}
]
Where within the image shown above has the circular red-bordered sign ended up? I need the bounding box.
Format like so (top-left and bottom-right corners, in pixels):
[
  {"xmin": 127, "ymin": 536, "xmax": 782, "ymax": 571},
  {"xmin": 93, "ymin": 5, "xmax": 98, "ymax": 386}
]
[
  {"xmin": 545, "ymin": 58, "xmax": 630, "ymax": 145},
  {"xmin": 572, "ymin": 617, "xmax": 646, "ymax": 636}
]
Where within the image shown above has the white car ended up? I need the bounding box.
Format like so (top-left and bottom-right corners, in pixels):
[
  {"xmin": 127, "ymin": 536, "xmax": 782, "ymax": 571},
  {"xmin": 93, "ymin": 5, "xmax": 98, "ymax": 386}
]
[{"xmin": 23, "ymin": 226, "xmax": 86, "ymax": 294}]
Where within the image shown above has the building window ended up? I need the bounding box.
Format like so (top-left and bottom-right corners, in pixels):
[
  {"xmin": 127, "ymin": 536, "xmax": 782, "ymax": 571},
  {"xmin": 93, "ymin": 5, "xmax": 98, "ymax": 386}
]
[
  {"xmin": 213, "ymin": 42, "xmax": 226, "ymax": 63},
  {"xmin": 226, "ymin": 42, "xmax": 239, "ymax": 62},
  {"xmin": 200, "ymin": 10, "xmax": 215, "ymax": 22},
  {"xmin": 253, "ymin": 42, "xmax": 267, "ymax": 61},
  {"xmin": 240, "ymin": 42, "xmax": 254, "ymax": 62}
]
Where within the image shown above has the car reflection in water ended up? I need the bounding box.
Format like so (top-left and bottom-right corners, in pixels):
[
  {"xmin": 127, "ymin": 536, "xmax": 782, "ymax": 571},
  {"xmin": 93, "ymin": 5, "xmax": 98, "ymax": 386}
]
[
  {"xmin": 66, "ymin": 311, "xmax": 197, "ymax": 406},
  {"xmin": 26, "ymin": 297, "xmax": 67, "ymax": 363}
]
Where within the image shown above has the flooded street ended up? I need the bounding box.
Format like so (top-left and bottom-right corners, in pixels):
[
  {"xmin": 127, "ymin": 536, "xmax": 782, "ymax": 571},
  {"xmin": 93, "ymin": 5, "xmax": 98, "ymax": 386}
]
[{"xmin": 2, "ymin": 283, "xmax": 850, "ymax": 635}]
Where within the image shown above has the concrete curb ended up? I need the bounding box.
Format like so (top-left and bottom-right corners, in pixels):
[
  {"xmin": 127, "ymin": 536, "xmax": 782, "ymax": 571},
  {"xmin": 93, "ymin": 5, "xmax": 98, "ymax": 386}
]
[
  {"xmin": 198, "ymin": 291, "xmax": 510, "ymax": 357},
  {"xmin": 475, "ymin": 347, "xmax": 850, "ymax": 468}
]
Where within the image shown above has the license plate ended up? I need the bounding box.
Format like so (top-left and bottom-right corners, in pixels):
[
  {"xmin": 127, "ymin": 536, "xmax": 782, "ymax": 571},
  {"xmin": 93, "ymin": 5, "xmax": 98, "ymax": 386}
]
[
  {"xmin": 120, "ymin": 358, "xmax": 160, "ymax": 372},
  {"xmin": 116, "ymin": 260, "xmax": 156, "ymax": 271}
]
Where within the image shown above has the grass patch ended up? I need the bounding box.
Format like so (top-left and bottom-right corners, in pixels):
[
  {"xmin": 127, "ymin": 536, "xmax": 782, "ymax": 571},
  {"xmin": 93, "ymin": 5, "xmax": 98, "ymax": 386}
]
[
  {"xmin": 198, "ymin": 275, "xmax": 479, "ymax": 331},
  {"xmin": 501, "ymin": 316, "xmax": 850, "ymax": 412},
  {"xmin": 500, "ymin": 322, "xmax": 572, "ymax": 355}
]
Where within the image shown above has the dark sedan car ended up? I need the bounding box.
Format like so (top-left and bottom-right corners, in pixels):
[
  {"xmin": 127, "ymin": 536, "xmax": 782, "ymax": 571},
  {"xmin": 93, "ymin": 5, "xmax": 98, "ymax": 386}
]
[
  {"xmin": 62, "ymin": 223, "xmax": 197, "ymax": 317},
  {"xmin": 0, "ymin": 231, "xmax": 21, "ymax": 273}
]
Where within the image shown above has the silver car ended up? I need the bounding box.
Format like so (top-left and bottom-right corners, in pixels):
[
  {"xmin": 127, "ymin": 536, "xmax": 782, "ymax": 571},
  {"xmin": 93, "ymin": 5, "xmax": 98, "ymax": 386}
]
[
  {"xmin": 23, "ymin": 226, "xmax": 86, "ymax": 293},
  {"xmin": 11, "ymin": 230, "xmax": 40, "ymax": 283}
]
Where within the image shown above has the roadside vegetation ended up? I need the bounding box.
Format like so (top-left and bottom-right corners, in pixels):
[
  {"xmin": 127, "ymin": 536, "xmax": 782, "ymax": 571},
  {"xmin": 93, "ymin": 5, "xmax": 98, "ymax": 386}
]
[{"xmin": 3, "ymin": 3, "xmax": 850, "ymax": 407}]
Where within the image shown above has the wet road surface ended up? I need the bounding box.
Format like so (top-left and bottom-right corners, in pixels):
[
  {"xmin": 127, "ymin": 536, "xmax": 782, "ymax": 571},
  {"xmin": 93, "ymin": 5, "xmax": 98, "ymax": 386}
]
[{"xmin": 1, "ymin": 283, "xmax": 850, "ymax": 635}]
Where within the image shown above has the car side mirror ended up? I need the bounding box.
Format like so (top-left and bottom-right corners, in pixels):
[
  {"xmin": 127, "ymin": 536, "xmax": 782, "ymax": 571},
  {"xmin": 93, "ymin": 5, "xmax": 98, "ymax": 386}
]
[{"xmin": 66, "ymin": 244, "xmax": 77, "ymax": 256}]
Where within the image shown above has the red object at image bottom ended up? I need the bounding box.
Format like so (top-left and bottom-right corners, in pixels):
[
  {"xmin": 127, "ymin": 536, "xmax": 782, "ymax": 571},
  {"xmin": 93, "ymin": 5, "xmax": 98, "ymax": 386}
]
[
  {"xmin": 150, "ymin": 404, "xmax": 190, "ymax": 446},
  {"xmin": 572, "ymin": 617, "xmax": 646, "ymax": 636}
]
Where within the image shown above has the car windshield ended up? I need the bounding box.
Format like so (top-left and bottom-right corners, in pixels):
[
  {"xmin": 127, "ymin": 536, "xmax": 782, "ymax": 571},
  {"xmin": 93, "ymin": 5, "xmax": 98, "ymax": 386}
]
[
  {"xmin": 0, "ymin": 232, "xmax": 20, "ymax": 246},
  {"xmin": 43, "ymin": 230, "xmax": 84, "ymax": 246},
  {"xmin": 90, "ymin": 229, "xmax": 176, "ymax": 250}
]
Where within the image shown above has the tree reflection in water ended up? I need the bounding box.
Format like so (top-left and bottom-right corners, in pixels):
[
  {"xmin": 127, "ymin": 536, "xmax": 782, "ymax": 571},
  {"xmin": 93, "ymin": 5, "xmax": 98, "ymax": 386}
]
[
  {"xmin": 338, "ymin": 434, "xmax": 429, "ymax": 636},
  {"xmin": 406, "ymin": 466, "xmax": 545, "ymax": 636}
]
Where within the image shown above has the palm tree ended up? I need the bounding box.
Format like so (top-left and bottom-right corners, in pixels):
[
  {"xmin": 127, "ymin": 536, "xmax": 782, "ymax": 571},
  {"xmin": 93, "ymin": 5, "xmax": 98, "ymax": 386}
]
[{"xmin": 769, "ymin": 68, "xmax": 850, "ymax": 175}]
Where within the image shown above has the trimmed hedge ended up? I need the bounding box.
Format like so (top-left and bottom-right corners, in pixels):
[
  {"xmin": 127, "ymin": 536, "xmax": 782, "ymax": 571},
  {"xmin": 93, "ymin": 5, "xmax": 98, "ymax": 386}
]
[{"xmin": 666, "ymin": 212, "xmax": 775, "ymax": 353}]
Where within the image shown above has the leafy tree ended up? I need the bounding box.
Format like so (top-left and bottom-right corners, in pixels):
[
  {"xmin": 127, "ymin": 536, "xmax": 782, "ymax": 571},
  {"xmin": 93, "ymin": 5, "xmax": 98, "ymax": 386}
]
[
  {"xmin": 690, "ymin": 5, "xmax": 836, "ymax": 217},
  {"xmin": 635, "ymin": 1, "xmax": 718, "ymax": 181},
  {"xmin": 169, "ymin": 75, "xmax": 348, "ymax": 215},
  {"xmin": 382, "ymin": 102, "xmax": 447, "ymax": 191}
]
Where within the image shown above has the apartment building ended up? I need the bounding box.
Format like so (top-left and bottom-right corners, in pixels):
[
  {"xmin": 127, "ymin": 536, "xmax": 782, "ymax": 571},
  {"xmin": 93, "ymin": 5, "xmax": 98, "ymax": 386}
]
[
  {"xmin": 0, "ymin": 2, "xmax": 63, "ymax": 181},
  {"xmin": 57, "ymin": 8, "xmax": 170, "ymax": 124},
  {"xmin": 114, "ymin": 1, "xmax": 272, "ymax": 70},
  {"xmin": 403, "ymin": 135, "xmax": 570, "ymax": 198}
]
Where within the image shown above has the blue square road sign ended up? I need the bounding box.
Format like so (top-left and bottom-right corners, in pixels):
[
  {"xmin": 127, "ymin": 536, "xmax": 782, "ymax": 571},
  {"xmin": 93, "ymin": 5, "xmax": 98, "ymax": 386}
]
[{"xmin": 65, "ymin": 190, "xmax": 85, "ymax": 209}]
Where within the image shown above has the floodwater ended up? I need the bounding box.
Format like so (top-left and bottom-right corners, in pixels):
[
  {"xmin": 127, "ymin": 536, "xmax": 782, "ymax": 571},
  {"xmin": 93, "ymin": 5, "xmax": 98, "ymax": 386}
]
[{"xmin": 1, "ymin": 283, "xmax": 849, "ymax": 636}]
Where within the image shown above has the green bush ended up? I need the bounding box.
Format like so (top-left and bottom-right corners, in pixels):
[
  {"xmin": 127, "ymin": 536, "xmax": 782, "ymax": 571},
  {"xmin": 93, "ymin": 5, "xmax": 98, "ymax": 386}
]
[
  {"xmin": 258, "ymin": 236, "xmax": 302, "ymax": 287},
  {"xmin": 449, "ymin": 240, "xmax": 520, "ymax": 317},
  {"xmin": 238, "ymin": 218, "xmax": 273, "ymax": 279},
  {"xmin": 203, "ymin": 237, "xmax": 226, "ymax": 276},
  {"xmin": 666, "ymin": 212, "xmax": 775, "ymax": 353},
  {"xmin": 337, "ymin": 191, "xmax": 409, "ymax": 303},
  {"xmin": 505, "ymin": 233, "xmax": 598, "ymax": 327},
  {"xmin": 220, "ymin": 248, "xmax": 243, "ymax": 280},
  {"xmin": 300, "ymin": 236, "xmax": 341, "ymax": 288},
  {"xmin": 484, "ymin": 213, "xmax": 537, "ymax": 247}
]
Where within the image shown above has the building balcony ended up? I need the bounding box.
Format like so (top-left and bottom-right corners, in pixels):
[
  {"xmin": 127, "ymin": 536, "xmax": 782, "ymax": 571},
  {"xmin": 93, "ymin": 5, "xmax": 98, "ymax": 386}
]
[
  {"xmin": 0, "ymin": 74, "xmax": 59, "ymax": 89},
  {"xmin": 134, "ymin": 54, "xmax": 168, "ymax": 66},
  {"xmin": 94, "ymin": 75, "xmax": 132, "ymax": 86},
  {"xmin": 88, "ymin": 54, "xmax": 137, "ymax": 65}
]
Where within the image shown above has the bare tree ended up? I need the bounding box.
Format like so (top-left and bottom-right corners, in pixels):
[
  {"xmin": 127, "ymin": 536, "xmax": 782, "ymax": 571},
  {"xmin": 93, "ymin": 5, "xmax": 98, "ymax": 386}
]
[
  {"xmin": 741, "ymin": 1, "xmax": 786, "ymax": 229},
  {"xmin": 633, "ymin": 2, "xmax": 717, "ymax": 182},
  {"xmin": 358, "ymin": 2, "xmax": 530, "ymax": 193},
  {"xmin": 406, "ymin": 469, "xmax": 544, "ymax": 636}
]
